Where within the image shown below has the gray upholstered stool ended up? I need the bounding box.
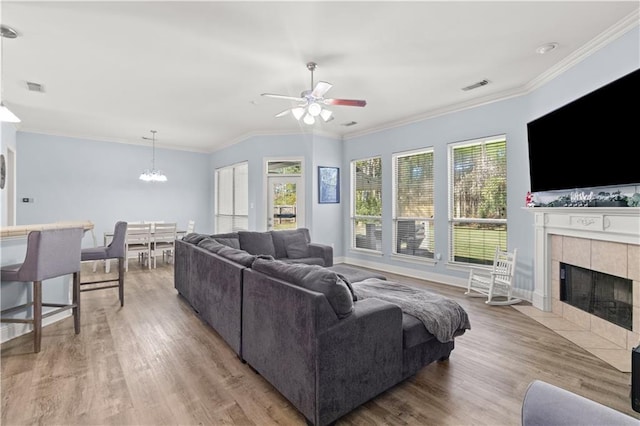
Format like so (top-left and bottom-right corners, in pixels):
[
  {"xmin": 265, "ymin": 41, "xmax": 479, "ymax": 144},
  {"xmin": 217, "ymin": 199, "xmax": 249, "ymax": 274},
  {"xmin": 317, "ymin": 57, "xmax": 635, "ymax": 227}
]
[
  {"xmin": 80, "ymin": 221, "xmax": 127, "ymax": 306},
  {"xmin": 0, "ymin": 227, "xmax": 83, "ymax": 353}
]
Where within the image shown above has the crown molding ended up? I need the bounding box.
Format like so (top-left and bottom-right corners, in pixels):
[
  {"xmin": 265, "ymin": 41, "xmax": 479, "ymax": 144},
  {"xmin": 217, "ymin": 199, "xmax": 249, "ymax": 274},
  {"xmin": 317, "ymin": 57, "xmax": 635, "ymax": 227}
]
[{"xmin": 344, "ymin": 12, "xmax": 639, "ymax": 142}]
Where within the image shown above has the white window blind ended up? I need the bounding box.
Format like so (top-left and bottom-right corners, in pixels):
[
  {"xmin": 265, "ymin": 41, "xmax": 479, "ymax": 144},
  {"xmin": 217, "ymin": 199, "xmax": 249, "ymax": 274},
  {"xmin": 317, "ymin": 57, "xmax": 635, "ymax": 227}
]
[
  {"xmin": 449, "ymin": 136, "xmax": 507, "ymax": 265},
  {"xmin": 393, "ymin": 149, "xmax": 434, "ymax": 259},
  {"xmin": 215, "ymin": 162, "xmax": 248, "ymax": 233},
  {"xmin": 351, "ymin": 156, "xmax": 382, "ymax": 251}
]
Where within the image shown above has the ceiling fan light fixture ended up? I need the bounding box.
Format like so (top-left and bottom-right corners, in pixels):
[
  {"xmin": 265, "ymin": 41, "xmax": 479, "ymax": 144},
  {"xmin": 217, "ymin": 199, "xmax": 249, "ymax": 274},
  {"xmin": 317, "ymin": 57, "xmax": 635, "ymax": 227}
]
[
  {"xmin": 303, "ymin": 113, "xmax": 315, "ymax": 125},
  {"xmin": 307, "ymin": 102, "xmax": 322, "ymax": 117},
  {"xmin": 320, "ymin": 108, "xmax": 333, "ymax": 122},
  {"xmin": 292, "ymin": 107, "xmax": 305, "ymax": 120}
]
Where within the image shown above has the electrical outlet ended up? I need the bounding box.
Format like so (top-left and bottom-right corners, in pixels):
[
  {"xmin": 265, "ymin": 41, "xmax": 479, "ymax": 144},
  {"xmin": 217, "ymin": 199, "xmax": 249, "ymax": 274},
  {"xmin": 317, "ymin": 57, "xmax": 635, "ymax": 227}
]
[{"xmin": 435, "ymin": 253, "xmax": 442, "ymax": 260}]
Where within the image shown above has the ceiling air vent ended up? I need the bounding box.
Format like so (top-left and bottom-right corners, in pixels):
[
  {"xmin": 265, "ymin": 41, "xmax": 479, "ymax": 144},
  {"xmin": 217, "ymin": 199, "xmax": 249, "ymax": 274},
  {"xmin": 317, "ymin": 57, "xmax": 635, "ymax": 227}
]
[
  {"xmin": 342, "ymin": 121, "xmax": 358, "ymax": 127},
  {"xmin": 462, "ymin": 79, "xmax": 489, "ymax": 91},
  {"xmin": 26, "ymin": 81, "xmax": 44, "ymax": 93}
]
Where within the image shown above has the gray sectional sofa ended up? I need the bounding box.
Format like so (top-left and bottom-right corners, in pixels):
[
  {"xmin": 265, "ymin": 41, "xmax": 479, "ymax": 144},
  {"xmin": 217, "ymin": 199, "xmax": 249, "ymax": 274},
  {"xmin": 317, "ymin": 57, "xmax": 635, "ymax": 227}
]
[{"xmin": 174, "ymin": 228, "xmax": 470, "ymax": 426}]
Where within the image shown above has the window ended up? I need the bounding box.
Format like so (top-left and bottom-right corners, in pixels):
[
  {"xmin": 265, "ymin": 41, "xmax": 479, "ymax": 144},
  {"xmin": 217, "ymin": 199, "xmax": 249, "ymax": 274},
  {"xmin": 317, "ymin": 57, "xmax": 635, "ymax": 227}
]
[
  {"xmin": 215, "ymin": 162, "xmax": 248, "ymax": 233},
  {"xmin": 351, "ymin": 156, "xmax": 382, "ymax": 251},
  {"xmin": 393, "ymin": 148, "xmax": 434, "ymax": 259},
  {"xmin": 449, "ymin": 135, "xmax": 507, "ymax": 265}
]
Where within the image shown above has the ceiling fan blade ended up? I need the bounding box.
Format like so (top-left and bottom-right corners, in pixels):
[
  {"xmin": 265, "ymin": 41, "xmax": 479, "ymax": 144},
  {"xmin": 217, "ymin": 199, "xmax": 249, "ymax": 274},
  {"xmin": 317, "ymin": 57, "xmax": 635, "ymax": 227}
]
[
  {"xmin": 261, "ymin": 93, "xmax": 305, "ymax": 102},
  {"xmin": 324, "ymin": 98, "xmax": 367, "ymax": 107},
  {"xmin": 311, "ymin": 81, "xmax": 332, "ymax": 98},
  {"xmin": 275, "ymin": 109, "xmax": 291, "ymax": 118}
]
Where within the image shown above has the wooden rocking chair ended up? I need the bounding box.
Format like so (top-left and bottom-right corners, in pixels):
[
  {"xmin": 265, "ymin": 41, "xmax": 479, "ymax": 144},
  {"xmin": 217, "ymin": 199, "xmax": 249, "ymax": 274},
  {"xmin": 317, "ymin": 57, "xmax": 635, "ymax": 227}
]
[{"xmin": 465, "ymin": 247, "xmax": 521, "ymax": 305}]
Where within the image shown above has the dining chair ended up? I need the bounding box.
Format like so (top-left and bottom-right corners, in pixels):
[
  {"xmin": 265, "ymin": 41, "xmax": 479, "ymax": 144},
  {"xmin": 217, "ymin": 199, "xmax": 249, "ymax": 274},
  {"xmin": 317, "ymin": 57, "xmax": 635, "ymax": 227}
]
[
  {"xmin": 151, "ymin": 222, "xmax": 177, "ymax": 268},
  {"xmin": 125, "ymin": 223, "xmax": 152, "ymax": 271},
  {"xmin": 80, "ymin": 221, "xmax": 127, "ymax": 306},
  {"xmin": 0, "ymin": 227, "xmax": 83, "ymax": 352}
]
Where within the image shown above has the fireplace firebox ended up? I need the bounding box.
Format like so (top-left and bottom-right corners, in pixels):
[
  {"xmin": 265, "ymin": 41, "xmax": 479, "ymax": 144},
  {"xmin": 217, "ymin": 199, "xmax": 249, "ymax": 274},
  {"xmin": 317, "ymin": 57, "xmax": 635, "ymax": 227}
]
[{"xmin": 560, "ymin": 263, "xmax": 633, "ymax": 331}]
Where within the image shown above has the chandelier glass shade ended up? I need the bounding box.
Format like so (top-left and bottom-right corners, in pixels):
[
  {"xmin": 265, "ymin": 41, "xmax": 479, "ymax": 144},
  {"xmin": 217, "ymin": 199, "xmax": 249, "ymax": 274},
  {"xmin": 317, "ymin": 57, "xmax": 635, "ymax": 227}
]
[
  {"xmin": 0, "ymin": 102, "xmax": 20, "ymax": 123},
  {"xmin": 139, "ymin": 130, "xmax": 167, "ymax": 182},
  {"xmin": 297, "ymin": 102, "xmax": 333, "ymax": 126},
  {"xmin": 0, "ymin": 26, "xmax": 20, "ymax": 123}
]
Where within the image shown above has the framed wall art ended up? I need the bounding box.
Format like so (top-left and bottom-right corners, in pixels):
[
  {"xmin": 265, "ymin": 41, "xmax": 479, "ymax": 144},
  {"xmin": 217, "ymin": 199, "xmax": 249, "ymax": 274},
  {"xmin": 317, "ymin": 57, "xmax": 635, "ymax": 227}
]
[{"xmin": 318, "ymin": 166, "xmax": 340, "ymax": 204}]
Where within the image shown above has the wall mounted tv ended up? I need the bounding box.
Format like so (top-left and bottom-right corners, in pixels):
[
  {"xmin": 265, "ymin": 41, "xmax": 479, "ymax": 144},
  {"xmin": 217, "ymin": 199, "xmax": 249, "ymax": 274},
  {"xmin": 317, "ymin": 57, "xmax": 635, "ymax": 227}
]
[{"xmin": 527, "ymin": 68, "xmax": 640, "ymax": 193}]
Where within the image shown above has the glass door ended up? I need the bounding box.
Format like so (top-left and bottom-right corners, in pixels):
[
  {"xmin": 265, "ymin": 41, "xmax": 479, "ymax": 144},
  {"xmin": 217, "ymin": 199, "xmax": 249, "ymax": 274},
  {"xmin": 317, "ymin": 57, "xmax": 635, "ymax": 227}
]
[{"xmin": 267, "ymin": 176, "xmax": 304, "ymax": 231}]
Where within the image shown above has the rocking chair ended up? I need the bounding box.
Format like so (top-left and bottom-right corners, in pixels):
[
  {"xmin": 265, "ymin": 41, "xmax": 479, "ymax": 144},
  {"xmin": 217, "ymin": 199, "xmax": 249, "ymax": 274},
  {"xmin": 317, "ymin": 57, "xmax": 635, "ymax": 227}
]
[{"xmin": 465, "ymin": 247, "xmax": 521, "ymax": 305}]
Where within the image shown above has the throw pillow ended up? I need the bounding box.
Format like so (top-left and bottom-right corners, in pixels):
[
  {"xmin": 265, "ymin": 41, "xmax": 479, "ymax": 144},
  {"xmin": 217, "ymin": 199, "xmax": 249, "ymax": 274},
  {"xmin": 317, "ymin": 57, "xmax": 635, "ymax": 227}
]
[
  {"xmin": 284, "ymin": 232, "xmax": 310, "ymax": 259},
  {"xmin": 238, "ymin": 231, "xmax": 276, "ymax": 257},
  {"xmin": 214, "ymin": 237, "xmax": 240, "ymax": 249},
  {"xmin": 251, "ymin": 258, "xmax": 354, "ymax": 319},
  {"xmin": 197, "ymin": 238, "xmax": 226, "ymax": 253},
  {"xmin": 182, "ymin": 233, "xmax": 209, "ymax": 245},
  {"xmin": 216, "ymin": 246, "xmax": 256, "ymax": 267},
  {"xmin": 336, "ymin": 273, "xmax": 358, "ymax": 302}
]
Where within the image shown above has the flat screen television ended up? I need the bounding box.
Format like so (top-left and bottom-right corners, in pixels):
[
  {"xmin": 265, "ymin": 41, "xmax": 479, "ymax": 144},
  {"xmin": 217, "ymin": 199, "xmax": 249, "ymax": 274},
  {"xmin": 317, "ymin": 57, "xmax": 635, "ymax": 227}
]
[{"xmin": 527, "ymin": 68, "xmax": 640, "ymax": 193}]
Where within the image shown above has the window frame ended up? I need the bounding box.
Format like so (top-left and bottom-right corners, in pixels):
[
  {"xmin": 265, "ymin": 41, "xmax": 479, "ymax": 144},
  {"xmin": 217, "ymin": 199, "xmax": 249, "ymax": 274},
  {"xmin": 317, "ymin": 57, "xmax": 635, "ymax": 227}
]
[
  {"xmin": 214, "ymin": 161, "xmax": 249, "ymax": 233},
  {"xmin": 350, "ymin": 156, "xmax": 383, "ymax": 253},
  {"xmin": 448, "ymin": 135, "xmax": 508, "ymax": 267},
  {"xmin": 391, "ymin": 147, "xmax": 435, "ymax": 261}
]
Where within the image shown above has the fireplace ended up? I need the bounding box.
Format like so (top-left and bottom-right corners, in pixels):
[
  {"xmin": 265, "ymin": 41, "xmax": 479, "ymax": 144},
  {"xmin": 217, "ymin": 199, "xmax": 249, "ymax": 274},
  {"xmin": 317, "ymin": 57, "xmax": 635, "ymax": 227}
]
[
  {"xmin": 530, "ymin": 206, "xmax": 640, "ymax": 350},
  {"xmin": 560, "ymin": 262, "xmax": 633, "ymax": 331}
]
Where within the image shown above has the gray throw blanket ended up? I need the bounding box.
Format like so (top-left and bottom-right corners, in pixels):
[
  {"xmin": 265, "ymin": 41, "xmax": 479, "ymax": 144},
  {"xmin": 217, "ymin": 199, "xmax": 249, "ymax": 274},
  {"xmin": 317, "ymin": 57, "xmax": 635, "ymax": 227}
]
[{"xmin": 352, "ymin": 278, "xmax": 471, "ymax": 343}]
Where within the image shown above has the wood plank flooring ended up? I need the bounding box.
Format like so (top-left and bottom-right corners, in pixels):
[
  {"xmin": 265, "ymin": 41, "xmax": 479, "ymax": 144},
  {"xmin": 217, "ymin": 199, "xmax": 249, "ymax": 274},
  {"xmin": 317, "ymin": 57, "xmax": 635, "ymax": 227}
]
[{"xmin": 2, "ymin": 260, "xmax": 638, "ymax": 425}]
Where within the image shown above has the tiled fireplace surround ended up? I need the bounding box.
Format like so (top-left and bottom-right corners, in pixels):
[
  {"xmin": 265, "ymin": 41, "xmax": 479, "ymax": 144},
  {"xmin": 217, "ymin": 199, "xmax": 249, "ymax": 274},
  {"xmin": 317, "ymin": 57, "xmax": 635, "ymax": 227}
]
[{"xmin": 527, "ymin": 207, "xmax": 640, "ymax": 370}]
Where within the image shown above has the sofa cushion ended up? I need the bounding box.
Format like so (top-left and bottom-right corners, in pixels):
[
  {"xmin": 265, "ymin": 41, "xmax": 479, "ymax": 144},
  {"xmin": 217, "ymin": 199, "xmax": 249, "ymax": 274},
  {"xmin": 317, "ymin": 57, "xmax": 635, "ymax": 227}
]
[
  {"xmin": 271, "ymin": 228, "xmax": 311, "ymax": 259},
  {"xmin": 216, "ymin": 246, "xmax": 257, "ymax": 268},
  {"xmin": 252, "ymin": 258, "xmax": 354, "ymax": 319},
  {"xmin": 182, "ymin": 233, "xmax": 209, "ymax": 245},
  {"xmin": 238, "ymin": 231, "xmax": 276, "ymax": 257},
  {"xmin": 284, "ymin": 232, "xmax": 310, "ymax": 259},
  {"xmin": 214, "ymin": 237, "xmax": 240, "ymax": 249},
  {"xmin": 197, "ymin": 238, "xmax": 226, "ymax": 253},
  {"xmin": 402, "ymin": 313, "xmax": 436, "ymax": 348}
]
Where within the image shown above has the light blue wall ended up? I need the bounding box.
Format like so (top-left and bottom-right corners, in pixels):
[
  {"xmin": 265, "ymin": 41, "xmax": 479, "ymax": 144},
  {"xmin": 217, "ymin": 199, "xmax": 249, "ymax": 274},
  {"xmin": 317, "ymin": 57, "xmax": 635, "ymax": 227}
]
[
  {"xmin": 343, "ymin": 95, "xmax": 533, "ymax": 290},
  {"xmin": 310, "ymin": 135, "xmax": 344, "ymax": 256},
  {"xmin": 210, "ymin": 132, "xmax": 344, "ymax": 256},
  {"xmin": 16, "ymin": 132, "xmax": 212, "ymax": 242}
]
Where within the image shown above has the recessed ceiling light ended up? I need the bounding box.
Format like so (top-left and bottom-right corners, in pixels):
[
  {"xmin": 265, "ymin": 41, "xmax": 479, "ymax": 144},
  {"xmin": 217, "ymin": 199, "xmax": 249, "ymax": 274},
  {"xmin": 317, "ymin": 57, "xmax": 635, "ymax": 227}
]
[{"xmin": 536, "ymin": 42, "xmax": 559, "ymax": 55}]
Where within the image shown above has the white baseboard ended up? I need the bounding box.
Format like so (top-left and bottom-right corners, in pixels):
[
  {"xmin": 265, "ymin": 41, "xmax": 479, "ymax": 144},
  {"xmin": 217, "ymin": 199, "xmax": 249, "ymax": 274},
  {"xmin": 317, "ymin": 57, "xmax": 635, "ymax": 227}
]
[
  {"xmin": 341, "ymin": 256, "xmax": 534, "ymax": 303},
  {"xmin": 343, "ymin": 256, "xmax": 468, "ymax": 288},
  {"xmin": 1, "ymin": 311, "xmax": 71, "ymax": 344}
]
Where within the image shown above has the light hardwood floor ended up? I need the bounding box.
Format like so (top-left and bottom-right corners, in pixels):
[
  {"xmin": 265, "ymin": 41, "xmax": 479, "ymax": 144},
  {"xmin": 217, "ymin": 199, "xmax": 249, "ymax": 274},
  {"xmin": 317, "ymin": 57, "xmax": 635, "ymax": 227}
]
[{"xmin": 2, "ymin": 260, "xmax": 638, "ymax": 425}]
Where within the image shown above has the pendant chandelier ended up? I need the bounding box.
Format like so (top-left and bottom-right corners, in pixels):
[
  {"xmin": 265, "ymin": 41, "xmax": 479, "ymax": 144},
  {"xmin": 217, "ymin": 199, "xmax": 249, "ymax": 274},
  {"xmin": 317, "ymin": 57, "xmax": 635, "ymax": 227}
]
[
  {"xmin": 0, "ymin": 25, "xmax": 20, "ymax": 123},
  {"xmin": 139, "ymin": 130, "xmax": 167, "ymax": 182}
]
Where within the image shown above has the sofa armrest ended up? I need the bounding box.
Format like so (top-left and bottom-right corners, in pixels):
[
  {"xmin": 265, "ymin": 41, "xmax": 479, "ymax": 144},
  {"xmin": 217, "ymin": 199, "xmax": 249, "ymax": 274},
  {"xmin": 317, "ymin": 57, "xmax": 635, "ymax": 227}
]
[
  {"xmin": 315, "ymin": 297, "xmax": 403, "ymax": 425},
  {"xmin": 242, "ymin": 269, "xmax": 402, "ymax": 425},
  {"xmin": 522, "ymin": 380, "xmax": 639, "ymax": 426},
  {"xmin": 308, "ymin": 242, "xmax": 333, "ymax": 267}
]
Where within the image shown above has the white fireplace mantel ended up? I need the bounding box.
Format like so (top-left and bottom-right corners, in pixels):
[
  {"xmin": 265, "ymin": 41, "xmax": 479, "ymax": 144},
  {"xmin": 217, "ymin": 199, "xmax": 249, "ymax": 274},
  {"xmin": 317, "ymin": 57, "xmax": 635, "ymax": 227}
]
[{"xmin": 526, "ymin": 207, "xmax": 640, "ymax": 311}]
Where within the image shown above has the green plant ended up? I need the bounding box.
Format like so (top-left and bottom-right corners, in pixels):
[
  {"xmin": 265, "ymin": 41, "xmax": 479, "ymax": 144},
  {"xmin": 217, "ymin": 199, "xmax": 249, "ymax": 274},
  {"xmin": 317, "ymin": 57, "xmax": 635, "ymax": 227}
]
[{"xmin": 628, "ymin": 193, "xmax": 640, "ymax": 207}]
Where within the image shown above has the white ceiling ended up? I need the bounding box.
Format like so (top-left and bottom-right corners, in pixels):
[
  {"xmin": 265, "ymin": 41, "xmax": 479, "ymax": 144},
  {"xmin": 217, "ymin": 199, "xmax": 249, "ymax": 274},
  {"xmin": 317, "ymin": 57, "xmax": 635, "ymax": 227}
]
[{"xmin": 1, "ymin": 1, "xmax": 638, "ymax": 153}]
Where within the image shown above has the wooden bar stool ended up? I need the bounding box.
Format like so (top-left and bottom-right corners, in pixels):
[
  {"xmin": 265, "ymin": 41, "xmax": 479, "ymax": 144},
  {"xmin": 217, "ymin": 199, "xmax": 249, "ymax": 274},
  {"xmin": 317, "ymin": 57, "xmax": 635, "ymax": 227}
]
[{"xmin": 0, "ymin": 227, "xmax": 83, "ymax": 353}]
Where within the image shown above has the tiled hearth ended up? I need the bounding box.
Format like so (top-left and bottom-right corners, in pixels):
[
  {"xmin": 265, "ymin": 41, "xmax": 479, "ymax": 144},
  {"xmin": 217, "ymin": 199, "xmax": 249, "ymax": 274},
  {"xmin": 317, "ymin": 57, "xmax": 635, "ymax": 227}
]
[{"xmin": 523, "ymin": 207, "xmax": 640, "ymax": 372}]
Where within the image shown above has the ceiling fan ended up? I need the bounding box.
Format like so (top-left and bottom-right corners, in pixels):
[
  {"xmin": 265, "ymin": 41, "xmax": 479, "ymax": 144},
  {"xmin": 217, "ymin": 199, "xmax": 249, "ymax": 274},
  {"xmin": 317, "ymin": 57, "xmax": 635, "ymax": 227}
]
[{"xmin": 261, "ymin": 62, "xmax": 367, "ymax": 125}]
